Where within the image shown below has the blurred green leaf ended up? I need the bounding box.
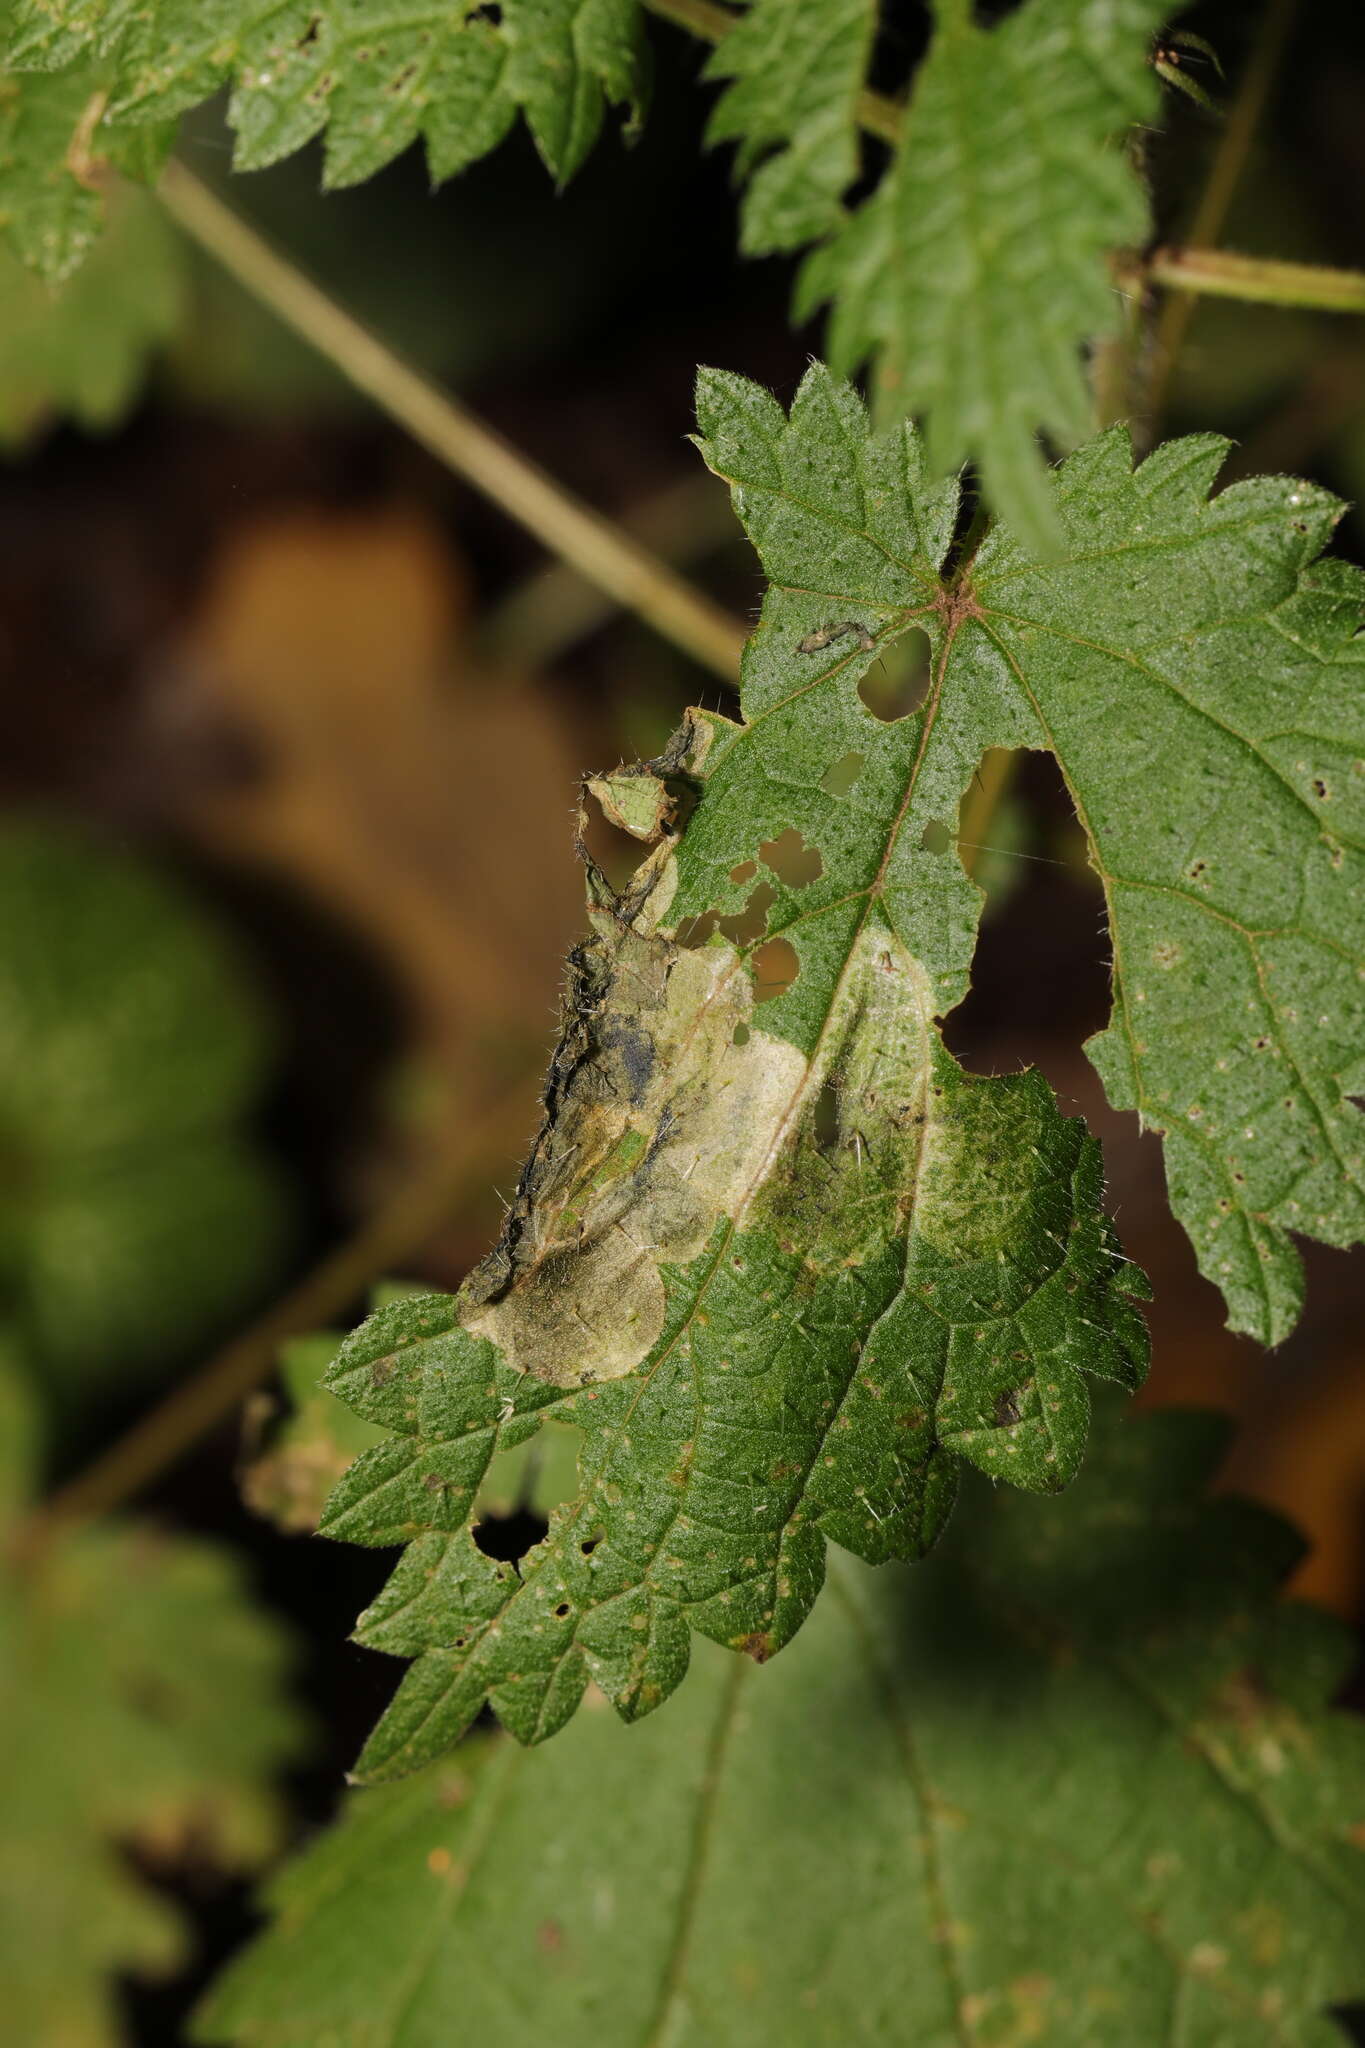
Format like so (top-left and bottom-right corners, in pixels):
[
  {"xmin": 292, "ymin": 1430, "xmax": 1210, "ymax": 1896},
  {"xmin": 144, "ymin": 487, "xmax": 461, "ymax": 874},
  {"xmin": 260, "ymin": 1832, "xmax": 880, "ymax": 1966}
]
[
  {"xmin": 798, "ymin": 0, "xmax": 1167, "ymax": 551},
  {"xmin": 0, "ymin": 179, "xmax": 182, "ymax": 446},
  {"xmin": 0, "ymin": 56, "xmax": 174, "ymax": 280},
  {"xmin": 0, "ymin": 1361, "xmax": 303, "ymax": 2047},
  {"xmin": 0, "ymin": 821, "xmax": 292, "ymax": 1404},
  {"xmin": 704, "ymin": 0, "xmax": 877, "ymax": 256},
  {"xmin": 196, "ymin": 1405, "xmax": 1365, "ymax": 2047}
]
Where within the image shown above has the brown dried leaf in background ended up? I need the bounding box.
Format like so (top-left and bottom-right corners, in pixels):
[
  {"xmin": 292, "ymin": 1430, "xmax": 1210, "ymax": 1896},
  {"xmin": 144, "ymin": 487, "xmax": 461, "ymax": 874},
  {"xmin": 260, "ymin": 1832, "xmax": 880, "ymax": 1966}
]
[{"xmin": 162, "ymin": 505, "xmax": 584, "ymax": 1087}]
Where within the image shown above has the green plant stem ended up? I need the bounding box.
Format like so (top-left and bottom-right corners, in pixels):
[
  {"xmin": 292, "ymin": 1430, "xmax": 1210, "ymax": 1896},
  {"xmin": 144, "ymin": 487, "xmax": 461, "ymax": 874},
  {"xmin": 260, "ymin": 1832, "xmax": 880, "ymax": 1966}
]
[
  {"xmin": 157, "ymin": 161, "xmax": 746, "ymax": 686},
  {"xmin": 1148, "ymin": 245, "xmax": 1365, "ymax": 313},
  {"xmin": 1146, "ymin": 0, "xmax": 1300, "ymax": 421},
  {"xmin": 480, "ymin": 471, "xmax": 743, "ymax": 675},
  {"xmin": 642, "ymin": 0, "xmax": 903, "ymax": 144},
  {"xmin": 37, "ymin": 1085, "xmax": 536, "ymax": 1529}
]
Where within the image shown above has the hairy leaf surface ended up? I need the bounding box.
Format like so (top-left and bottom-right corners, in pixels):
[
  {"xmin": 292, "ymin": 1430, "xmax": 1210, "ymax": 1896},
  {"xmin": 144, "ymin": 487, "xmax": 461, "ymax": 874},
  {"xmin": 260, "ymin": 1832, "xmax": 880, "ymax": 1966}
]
[
  {"xmin": 0, "ymin": 1361, "xmax": 303, "ymax": 2046},
  {"xmin": 696, "ymin": 364, "xmax": 1365, "ymax": 1344},
  {"xmin": 198, "ymin": 1407, "xmax": 1365, "ymax": 2046},
  {"xmin": 6, "ymin": 0, "xmax": 645, "ymax": 191},
  {"xmin": 799, "ymin": 0, "xmax": 1169, "ymax": 549},
  {"xmin": 704, "ymin": 0, "xmax": 877, "ymax": 255},
  {"xmin": 314, "ymin": 370, "xmax": 1180, "ymax": 1779}
]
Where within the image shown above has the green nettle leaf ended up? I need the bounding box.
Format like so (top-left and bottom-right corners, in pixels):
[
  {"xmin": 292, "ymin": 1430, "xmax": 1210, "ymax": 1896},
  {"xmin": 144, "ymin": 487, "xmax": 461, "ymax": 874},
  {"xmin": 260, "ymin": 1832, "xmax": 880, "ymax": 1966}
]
[
  {"xmin": 314, "ymin": 375, "xmax": 1176, "ymax": 1782},
  {"xmin": 704, "ymin": 0, "xmax": 878, "ymax": 256},
  {"xmin": 320, "ymin": 364, "xmax": 1362, "ymax": 1778},
  {"xmin": 5, "ymin": 0, "xmax": 645, "ymax": 194},
  {"xmin": 0, "ymin": 821, "xmax": 292, "ymax": 1401},
  {"xmin": 241, "ymin": 1309, "xmax": 582, "ymax": 1534},
  {"xmin": 695, "ymin": 366, "xmax": 1364, "ymax": 1345},
  {"xmin": 0, "ymin": 179, "xmax": 182, "ymax": 442},
  {"xmin": 197, "ymin": 1408, "xmax": 1365, "ymax": 2047},
  {"xmin": 798, "ymin": 0, "xmax": 1169, "ymax": 550},
  {"xmin": 0, "ymin": 1363, "xmax": 303, "ymax": 2047}
]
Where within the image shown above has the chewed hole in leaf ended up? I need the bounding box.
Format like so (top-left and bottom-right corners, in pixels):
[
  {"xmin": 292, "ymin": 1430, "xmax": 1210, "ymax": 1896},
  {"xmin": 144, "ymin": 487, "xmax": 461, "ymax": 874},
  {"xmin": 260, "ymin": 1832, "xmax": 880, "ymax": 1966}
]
[
  {"xmin": 719, "ymin": 881, "xmax": 776, "ymax": 945},
  {"xmin": 732, "ymin": 1021, "xmax": 751, "ymax": 1045},
  {"xmin": 751, "ymin": 936, "xmax": 799, "ymax": 1003},
  {"xmin": 676, "ymin": 911, "xmax": 718, "ymax": 948},
  {"xmin": 759, "ymin": 828, "xmax": 823, "ymax": 887},
  {"xmin": 729, "ymin": 859, "xmax": 758, "ymax": 884},
  {"xmin": 820, "ymin": 750, "xmax": 865, "ymax": 797},
  {"xmin": 858, "ymin": 626, "xmax": 932, "ymax": 722},
  {"xmin": 921, "ymin": 819, "xmax": 952, "ymax": 855},
  {"xmin": 942, "ymin": 752, "xmax": 1110, "ymax": 1079},
  {"xmin": 813, "ymin": 1074, "xmax": 840, "ymax": 1151},
  {"xmin": 473, "ymin": 1508, "xmax": 547, "ymax": 1563}
]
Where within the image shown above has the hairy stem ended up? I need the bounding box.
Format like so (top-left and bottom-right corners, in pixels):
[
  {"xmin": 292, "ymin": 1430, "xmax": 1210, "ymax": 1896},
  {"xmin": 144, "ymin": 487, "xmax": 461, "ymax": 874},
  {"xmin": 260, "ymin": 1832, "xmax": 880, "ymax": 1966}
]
[
  {"xmin": 158, "ymin": 162, "xmax": 745, "ymax": 685},
  {"xmin": 1148, "ymin": 245, "xmax": 1365, "ymax": 314},
  {"xmin": 480, "ymin": 471, "xmax": 742, "ymax": 675}
]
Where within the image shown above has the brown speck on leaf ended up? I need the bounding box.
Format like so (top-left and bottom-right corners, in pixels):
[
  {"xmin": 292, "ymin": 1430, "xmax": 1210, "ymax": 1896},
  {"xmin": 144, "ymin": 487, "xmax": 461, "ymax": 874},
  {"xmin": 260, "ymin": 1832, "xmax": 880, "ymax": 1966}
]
[
  {"xmin": 537, "ymin": 1918, "xmax": 565, "ymax": 1956},
  {"xmin": 738, "ymin": 1631, "xmax": 774, "ymax": 1663}
]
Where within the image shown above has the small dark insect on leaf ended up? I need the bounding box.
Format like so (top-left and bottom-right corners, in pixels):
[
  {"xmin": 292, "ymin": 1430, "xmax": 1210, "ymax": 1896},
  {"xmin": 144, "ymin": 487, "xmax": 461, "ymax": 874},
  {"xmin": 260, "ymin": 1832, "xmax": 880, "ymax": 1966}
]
[{"xmin": 798, "ymin": 620, "xmax": 875, "ymax": 654}]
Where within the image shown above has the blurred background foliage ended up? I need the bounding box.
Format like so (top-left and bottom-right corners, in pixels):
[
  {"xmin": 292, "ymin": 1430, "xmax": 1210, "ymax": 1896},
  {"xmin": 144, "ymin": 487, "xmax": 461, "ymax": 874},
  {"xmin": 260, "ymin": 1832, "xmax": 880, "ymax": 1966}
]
[{"xmin": 1, "ymin": 0, "xmax": 1363, "ymax": 2039}]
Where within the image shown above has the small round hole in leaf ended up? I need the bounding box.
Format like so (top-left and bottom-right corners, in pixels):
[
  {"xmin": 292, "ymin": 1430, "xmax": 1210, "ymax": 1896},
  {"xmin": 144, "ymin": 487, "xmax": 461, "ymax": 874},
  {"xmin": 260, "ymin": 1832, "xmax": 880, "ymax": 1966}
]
[
  {"xmin": 758, "ymin": 828, "xmax": 823, "ymax": 887},
  {"xmin": 719, "ymin": 881, "xmax": 776, "ymax": 946},
  {"xmin": 820, "ymin": 751, "xmax": 865, "ymax": 797},
  {"xmin": 859, "ymin": 627, "xmax": 931, "ymax": 722},
  {"xmin": 751, "ymin": 936, "xmax": 799, "ymax": 1004}
]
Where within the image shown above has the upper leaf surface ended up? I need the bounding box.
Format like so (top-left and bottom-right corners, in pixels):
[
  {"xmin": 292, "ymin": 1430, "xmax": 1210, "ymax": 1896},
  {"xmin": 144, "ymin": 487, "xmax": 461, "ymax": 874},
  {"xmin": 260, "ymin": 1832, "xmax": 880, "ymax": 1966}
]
[
  {"xmin": 697, "ymin": 365, "xmax": 1365, "ymax": 1344},
  {"xmin": 0, "ymin": 1362, "xmax": 303, "ymax": 2046},
  {"xmin": 5, "ymin": 0, "xmax": 644, "ymax": 188},
  {"xmin": 798, "ymin": 0, "xmax": 1168, "ymax": 549},
  {"xmin": 197, "ymin": 1407, "xmax": 1365, "ymax": 2047},
  {"xmin": 704, "ymin": 0, "xmax": 877, "ymax": 255},
  {"xmin": 313, "ymin": 367, "xmax": 1161, "ymax": 1778}
]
